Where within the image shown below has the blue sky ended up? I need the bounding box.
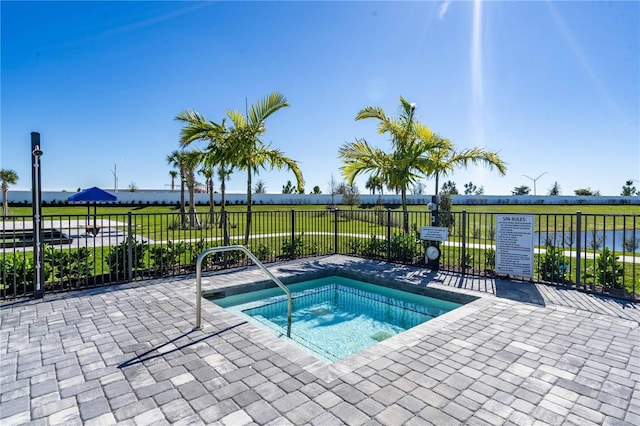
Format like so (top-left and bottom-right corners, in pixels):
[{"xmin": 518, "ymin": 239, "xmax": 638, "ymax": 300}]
[{"xmin": 2, "ymin": 1, "xmax": 639, "ymax": 196}]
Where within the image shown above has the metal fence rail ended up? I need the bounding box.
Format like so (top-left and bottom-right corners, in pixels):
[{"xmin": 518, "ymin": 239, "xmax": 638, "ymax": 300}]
[{"xmin": 2, "ymin": 209, "xmax": 638, "ymax": 301}]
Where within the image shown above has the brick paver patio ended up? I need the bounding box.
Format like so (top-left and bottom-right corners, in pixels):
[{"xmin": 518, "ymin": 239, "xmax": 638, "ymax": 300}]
[{"xmin": 1, "ymin": 255, "xmax": 638, "ymax": 425}]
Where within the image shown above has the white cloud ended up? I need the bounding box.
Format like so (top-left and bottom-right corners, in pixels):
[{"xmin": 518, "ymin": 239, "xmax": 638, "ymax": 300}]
[{"xmin": 438, "ymin": 1, "xmax": 452, "ymax": 20}]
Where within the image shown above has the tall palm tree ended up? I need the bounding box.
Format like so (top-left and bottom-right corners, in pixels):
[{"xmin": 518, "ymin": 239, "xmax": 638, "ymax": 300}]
[
  {"xmin": 225, "ymin": 92, "xmax": 304, "ymax": 244},
  {"xmin": 199, "ymin": 163, "xmax": 216, "ymax": 226},
  {"xmin": 1, "ymin": 169, "xmax": 18, "ymax": 218},
  {"xmin": 254, "ymin": 180, "xmax": 267, "ymax": 194},
  {"xmin": 340, "ymin": 96, "xmax": 449, "ymax": 233},
  {"xmin": 176, "ymin": 109, "xmax": 234, "ymax": 239},
  {"xmin": 182, "ymin": 150, "xmax": 203, "ymax": 228},
  {"xmin": 365, "ymin": 175, "xmax": 384, "ymax": 195},
  {"xmin": 166, "ymin": 150, "xmax": 190, "ymax": 228},
  {"xmin": 169, "ymin": 170, "xmax": 178, "ymax": 192},
  {"xmin": 427, "ymin": 134, "xmax": 507, "ymax": 196}
]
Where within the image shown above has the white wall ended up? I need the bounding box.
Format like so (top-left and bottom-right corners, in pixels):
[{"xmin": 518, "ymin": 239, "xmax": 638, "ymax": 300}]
[{"xmin": 7, "ymin": 190, "xmax": 640, "ymax": 206}]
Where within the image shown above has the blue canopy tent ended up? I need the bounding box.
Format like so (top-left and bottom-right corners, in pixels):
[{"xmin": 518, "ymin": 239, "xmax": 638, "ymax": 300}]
[{"xmin": 68, "ymin": 187, "xmax": 117, "ymax": 235}]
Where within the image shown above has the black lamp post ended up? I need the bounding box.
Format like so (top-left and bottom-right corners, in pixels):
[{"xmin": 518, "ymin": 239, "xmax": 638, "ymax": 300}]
[{"xmin": 31, "ymin": 132, "xmax": 44, "ymax": 299}]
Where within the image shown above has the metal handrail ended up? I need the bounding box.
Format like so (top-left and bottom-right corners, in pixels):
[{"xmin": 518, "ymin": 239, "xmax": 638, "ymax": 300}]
[{"xmin": 195, "ymin": 245, "xmax": 292, "ymax": 337}]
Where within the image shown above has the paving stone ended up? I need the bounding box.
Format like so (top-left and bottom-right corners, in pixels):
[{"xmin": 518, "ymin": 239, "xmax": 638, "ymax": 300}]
[
  {"xmin": 374, "ymin": 404, "xmax": 413, "ymax": 426},
  {"xmin": 187, "ymin": 393, "xmax": 216, "ymax": 412},
  {"xmin": 245, "ymin": 399, "xmax": 280, "ymax": 424},
  {"xmin": 133, "ymin": 407, "xmax": 166, "ymax": 426},
  {"xmin": 314, "ymin": 391, "xmax": 343, "ymax": 409},
  {"xmin": 253, "ymin": 381, "xmax": 286, "ymax": 402},
  {"xmin": 160, "ymin": 398, "xmax": 196, "ymax": 423},
  {"xmin": 84, "ymin": 412, "xmax": 117, "ymax": 426},
  {"xmin": 49, "ymin": 405, "xmax": 81, "ymax": 425},
  {"xmin": 78, "ymin": 396, "xmax": 111, "ymax": 421},
  {"xmin": 199, "ymin": 399, "xmax": 239, "ymax": 424},
  {"xmin": 0, "ymin": 395, "xmax": 30, "ymax": 419},
  {"xmin": 356, "ymin": 397, "xmax": 385, "ymax": 417},
  {"xmin": 285, "ymin": 400, "xmax": 325, "ymax": 424},
  {"xmin": 330, "ymin": 401, "xmax": 369, "ymax": 426},
  {"xmin": 311, "ymin": 411, "xmax": 344, "ymax": 426},
  {"xmin": 411, "ymin": 387, "xmax": 448, "ymax": 409},
  {"xmin": 418, "ymin": 406, "xmax": 462, "ymax": 425},
  {"xmin": 333, "ymin": 382, "xmax": 367, "ymax": 404},
  {"xmin": 272, "ymin": 390, "xmax": 310, "ymax": 414},
  {"xmin": 371, "ymin": 385, "xmax": 404, "ymax": 406},
  {"xmin": 472, "ymin": 408, "xmax": 506, "ymax": 426},
  {"xmin": 112, "ymin": 397, "xmax": 157, "ymax": 422}
]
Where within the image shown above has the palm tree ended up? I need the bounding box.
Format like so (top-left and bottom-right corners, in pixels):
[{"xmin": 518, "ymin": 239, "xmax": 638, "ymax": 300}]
[
  {"xmin": 365, "ymin": 175, "xmax": 384, "ymax": 195},
  {"xmin": 340, "ymin": 96, "xmax": 448, "ymax": 233},
  {"xmin": 169, "ymin": 170, "xmax": 178, "ymax": 192},
  {"xmin": 199, "ymin": 163, "xmax": 216, "ymax": 226},
  {"xmin": 176, "ymin": 109, "xmax": 234, "ymax": 239},
  {"xmin": 427, "ymin": 134, "xmax": 507, "ymax": 196},
  {"xmin": 1, "ymin": 169, "xmax": 18, "ymax": 218},
  {"xmin": 225, "ymin": 92, "xmax": 304, "ymax": 244},
  {"xmin": 166, "ymin": 150, "xmax": 190, "ymax": 228},
  {"xmin": 182, "ymin": 150, "xmax": 203, "ymax": 228},
  {"xmin": 254, "ymin": 180, "xmax": 267, "ymax": 194}
]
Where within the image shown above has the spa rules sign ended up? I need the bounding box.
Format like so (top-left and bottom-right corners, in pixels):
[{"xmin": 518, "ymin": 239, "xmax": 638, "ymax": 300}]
[{"xmin": 495, "ymin": 214, "xmax": 534, "ymax": 277}]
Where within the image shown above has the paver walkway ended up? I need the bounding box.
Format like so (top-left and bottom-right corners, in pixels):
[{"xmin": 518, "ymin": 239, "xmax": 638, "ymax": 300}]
[{"xmin": 1, "ymin": 255, "xmax": 638, "ymax": 425}]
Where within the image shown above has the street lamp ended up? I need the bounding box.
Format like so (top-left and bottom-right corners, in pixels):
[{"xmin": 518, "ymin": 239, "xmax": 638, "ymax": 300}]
[
  {"xmin": 111, "ymin": 158, "xmax": 125, "ymax": 192},
  {"xmin": 31, "ymin": 132, "xmax": 44, "ymax": 299},
  {"xmin": 523, "ymin": 172, "xmax": 548, "ymax": 196}
]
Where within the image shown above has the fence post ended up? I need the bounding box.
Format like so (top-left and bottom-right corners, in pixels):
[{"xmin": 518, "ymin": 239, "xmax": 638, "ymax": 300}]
[
  {"xmin": 334, "ymin": 209, "xmax": 338, "ymax": 254},
  {"xmin": 461, "ymin": 210, "xmax": 467, "ymax": 275},
  {"xmin": 575, "ymin": 211, "xmax": 582, "ymax": 287},
  {"xmin": 290, "ymin": 209, "xmax": 296, "ymax": 260},
  {"xmin": 127, "ymin": 212, "xmax": 133, "ymax": 282},
  {"xmin": 386, "ymin": 209, "xmax": 392, "ymax": 261}
]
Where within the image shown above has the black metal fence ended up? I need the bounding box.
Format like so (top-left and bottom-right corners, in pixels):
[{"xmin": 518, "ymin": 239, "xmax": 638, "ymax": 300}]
[{"xmin": 1, "ymin": 209, "xmax": 638, "ymax": 301}]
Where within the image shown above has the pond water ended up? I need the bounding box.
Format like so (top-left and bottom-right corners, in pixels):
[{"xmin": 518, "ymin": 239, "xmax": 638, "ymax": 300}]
[{"xmin": 536, "ymin": 229, "xmax": 640, "ymax": 253}]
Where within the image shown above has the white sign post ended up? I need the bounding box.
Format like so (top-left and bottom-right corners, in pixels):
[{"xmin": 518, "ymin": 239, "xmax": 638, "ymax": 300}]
[{"xmin": 495, "ymin": 214, "xmax": 534, "ymax": 277}]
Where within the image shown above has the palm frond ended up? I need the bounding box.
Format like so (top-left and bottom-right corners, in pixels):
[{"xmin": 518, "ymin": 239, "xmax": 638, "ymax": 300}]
[
  {"xmin": 248, "ymin": 92, "xmax": 289, "ymax": 127},
  {"xmin": 355, "ymin": 106, "xmax": 387, "ymax": 122}
]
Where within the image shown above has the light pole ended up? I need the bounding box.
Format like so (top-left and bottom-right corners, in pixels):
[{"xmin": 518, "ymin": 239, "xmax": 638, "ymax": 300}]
[
  {"xmin": 111, "ymin": 158, "xmax": 124, "ymax": 192},
  {"xmin": 31, "ymin": 132, "xmax": 44, "ymax": 299},
  {"xmin": 523, "ymin": 172, "xmax": 548, "ymax": 196}
]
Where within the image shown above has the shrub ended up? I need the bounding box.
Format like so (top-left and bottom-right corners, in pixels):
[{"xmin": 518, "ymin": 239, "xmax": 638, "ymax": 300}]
[
  {"xmin": 0, "ymin": 255, "xmax": 37, "ymax": 291},
  {"xmin": 586, "ymin": 247, "xmax": 624, "ymax": 289},
  {"xmin": 44, "ymin": 245, "xmax": 92, "ymax": 285},
  {"xmin": 149, "ymin": 241, "xmax": 188, "ymax": 275},
  {"xmin": 347, "ymin": 238, "xmax": 364, "ymax": 255},
  {"xmin": 363, "ymin": 235, "xmax": 386, "ymax": 258},
  {"xmin": 389, "ymin": 233, "xmax": 420, "ymax": 262},
  {"xmin": 537, "ymin": 245, "xmax": 568, "ymax": 283},
  {"xmin": 485, "ymin": 248, "xmax": 495, "ymax": 269},
  {"xmin": 282, "ymin": 236, "xmax": 305, "ymax": 258},
  {"xmin": 107, "ymin": 239, "xmax": 147, "ymax": 276},
  {"xmin": 251, "ymin": 243, "xmax": 273, "ymax": 261}
]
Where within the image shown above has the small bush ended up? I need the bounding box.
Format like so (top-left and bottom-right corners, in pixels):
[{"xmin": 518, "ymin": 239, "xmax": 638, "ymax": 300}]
[
  {"xmin": 389, "ymin": 233, "xmax": 420, "ymax": 262},
  {"xmin": 537, "ymin": 245, "xmax": 568, "ymax": 283},
  {"xmin": 485, "ymin": 248, "xmax": 495, "ymax": 269},
  {"xmin": 107, "ymin": 239, "xmax": 147, "ymax": 276},
  {"xmin": 586, "ymin": 247, "xmax": 624, "ymax": 289},
  {"xmin": 44, "ymin": 245, "xmax": 92, "ymax": 285},
  {"xmin": 252, "ymin": 243, "xmax": 273, "ymax": 261},
  {"xmin": 149, "ymin": 241, "xmax": 188, "ymax": 275}
]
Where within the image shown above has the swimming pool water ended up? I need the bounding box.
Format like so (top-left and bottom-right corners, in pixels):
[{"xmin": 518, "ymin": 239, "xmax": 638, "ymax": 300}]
[{"xmin": 211, "ymin": 276, "xmax": 463, "ymax": 362}]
